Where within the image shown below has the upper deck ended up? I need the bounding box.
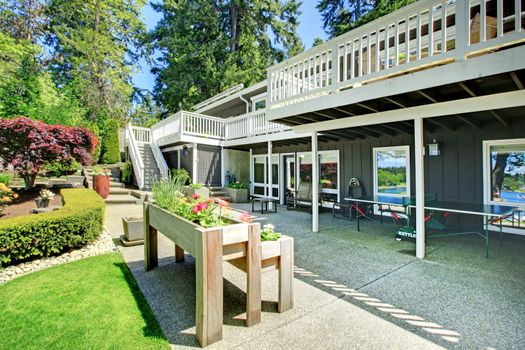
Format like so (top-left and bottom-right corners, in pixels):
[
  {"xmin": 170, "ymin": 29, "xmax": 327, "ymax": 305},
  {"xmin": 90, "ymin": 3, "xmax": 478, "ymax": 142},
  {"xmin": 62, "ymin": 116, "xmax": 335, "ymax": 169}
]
[{"xmin": 266, "ymin": 0, "xmax": 525, "ymax": 122}]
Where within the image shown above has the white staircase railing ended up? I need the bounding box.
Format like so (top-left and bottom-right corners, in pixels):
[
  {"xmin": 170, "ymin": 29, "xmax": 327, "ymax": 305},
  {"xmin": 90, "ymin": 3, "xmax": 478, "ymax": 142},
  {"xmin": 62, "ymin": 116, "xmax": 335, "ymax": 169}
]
[
  {"xmin": 150, "ymin": 138, "xmax": 169, "ymax": 180},
  {"xmin": 126, "ymin": 124, "xmax": 145, "ymax": 189}
]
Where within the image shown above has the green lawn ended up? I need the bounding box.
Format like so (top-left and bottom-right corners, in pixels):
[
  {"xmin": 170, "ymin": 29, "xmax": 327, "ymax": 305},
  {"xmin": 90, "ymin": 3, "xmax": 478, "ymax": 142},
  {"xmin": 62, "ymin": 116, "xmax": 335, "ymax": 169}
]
[{"xmin": 0, "ymin": 253, "xmax": 169, "ymax": 350}]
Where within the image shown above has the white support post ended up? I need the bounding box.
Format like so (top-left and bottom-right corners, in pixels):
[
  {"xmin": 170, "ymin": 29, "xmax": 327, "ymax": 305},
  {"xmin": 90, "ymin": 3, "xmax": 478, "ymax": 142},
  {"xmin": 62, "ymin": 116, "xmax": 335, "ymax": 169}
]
[
  {"xmin": 455, "ymin": 0, "xmax": 469, "ymax": 61},
  {"xmin": 192, "ymin": 143, "xmax": 198, "ymax": 184},
  {"xmin": 220, "ymin": 147, "xmax": 225, "ymax": 187},
  {"xmin": 414, "ymin": 117, "xmax": 426, "ymax": 259},
  {"xmin": 312, "ymin": 131, "xmax": 319, "ymax": 233},
  {"xmin": 177, "ymin": 148, "xmax": 181, "ymax": 169},
  {"xmin": 268, "ymin": 141, "xmax": 273, "ymax": 209},
  {"xmin": 249, "ymin": 148, "xmax": 253, "ymax": 197}
]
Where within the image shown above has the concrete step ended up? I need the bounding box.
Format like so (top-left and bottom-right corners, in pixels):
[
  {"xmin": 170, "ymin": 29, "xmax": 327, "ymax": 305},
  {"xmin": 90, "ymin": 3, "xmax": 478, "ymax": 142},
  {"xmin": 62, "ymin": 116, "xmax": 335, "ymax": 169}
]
[
  {"xmin": 109, "ymin": 188, "xmax": 131, "ymax": 195},
  {"xmin": 215, "ymin": 196, "xmax": 232, "ymax": 202},
  {"xmin": 105, "ymin": 195, "xmax": 142, "ymax": 205},
  {"xmin": 210, "ymin": 191, "xmax": 227, "ymax": 197},
  {"xmin": 110, "ymin": 182, "xmax": 125, "ymax": 188}
]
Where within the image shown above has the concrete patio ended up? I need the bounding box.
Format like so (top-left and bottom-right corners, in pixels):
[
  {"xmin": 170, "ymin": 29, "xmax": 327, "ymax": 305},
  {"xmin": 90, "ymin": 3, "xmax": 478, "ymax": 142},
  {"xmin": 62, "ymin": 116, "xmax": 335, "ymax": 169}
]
[{"xmin": 105, "ymin": 203, "xmax": 525, "ymax": 349}]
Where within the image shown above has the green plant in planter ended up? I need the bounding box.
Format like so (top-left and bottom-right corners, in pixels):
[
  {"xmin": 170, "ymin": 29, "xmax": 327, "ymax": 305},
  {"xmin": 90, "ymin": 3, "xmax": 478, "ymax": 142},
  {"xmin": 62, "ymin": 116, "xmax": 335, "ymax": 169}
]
[
  {"xmin": 93, "ymin": 166, "xmax": 110, "ymax": 176},
  {"xmin": 190, "ymin": 183, "xmax": 204, "ymax": 189},
  {"xmin": 121, "ymin": 160, "xmax": 133, "ymax": 184},
  {"xmin": 261, "ymin": 224, "xmax": 281, "ymax": 241},
  {"xmin": 171, "ymin": 169, "xmax": 190, "ymax": 186},
  {"xmin": 228, "ymin": 182, "xmax": 246, "ymax": 189}
]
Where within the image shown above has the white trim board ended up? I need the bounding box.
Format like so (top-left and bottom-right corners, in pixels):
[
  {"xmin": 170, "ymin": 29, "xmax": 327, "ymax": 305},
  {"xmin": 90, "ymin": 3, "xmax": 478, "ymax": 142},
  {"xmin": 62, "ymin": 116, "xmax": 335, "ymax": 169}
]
[
  {"xmin": 292, "ymin": 90, "xmax": 525, "ymax": 134},
  {"xmin": 269, "ymin": 45, "xmax": 525, "ymax": 121}
]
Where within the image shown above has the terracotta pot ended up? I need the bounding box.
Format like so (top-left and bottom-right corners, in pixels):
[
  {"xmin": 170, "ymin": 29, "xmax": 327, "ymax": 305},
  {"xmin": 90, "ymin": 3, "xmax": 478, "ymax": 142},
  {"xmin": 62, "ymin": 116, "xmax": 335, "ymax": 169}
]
[{"xmin": 93, "ymin": 175, "xmax": 110, "ymax": 199}]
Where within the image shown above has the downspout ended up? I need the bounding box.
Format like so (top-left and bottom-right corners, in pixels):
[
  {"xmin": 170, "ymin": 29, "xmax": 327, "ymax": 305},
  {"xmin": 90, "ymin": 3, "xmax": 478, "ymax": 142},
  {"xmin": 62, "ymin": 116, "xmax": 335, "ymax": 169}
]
[{"xmin": 240, "ymin": 95, "xmax": 250, "ymax": 114}]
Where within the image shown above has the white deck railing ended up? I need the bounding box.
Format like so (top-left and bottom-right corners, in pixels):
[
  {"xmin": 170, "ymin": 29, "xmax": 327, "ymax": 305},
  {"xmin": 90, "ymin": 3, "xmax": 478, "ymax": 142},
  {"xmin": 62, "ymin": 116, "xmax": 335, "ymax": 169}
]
[
  {"xmin": 268, "ymin": 0, "xmax": 525, "ymax": 108},
  {"xmin": 150, "ymin": 109, "xmax": 289, "ymax": 145},
  {"xmin": 225, "ymin": 110, "xmax": 290, "ymax": 139}
]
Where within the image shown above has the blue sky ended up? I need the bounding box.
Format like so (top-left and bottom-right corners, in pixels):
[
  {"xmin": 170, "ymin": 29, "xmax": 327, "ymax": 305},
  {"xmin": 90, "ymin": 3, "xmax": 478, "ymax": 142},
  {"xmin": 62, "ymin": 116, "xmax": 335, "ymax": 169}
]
[{"xmin": 132, "ymin": 1, "xmax": 328, "ymax": 93}]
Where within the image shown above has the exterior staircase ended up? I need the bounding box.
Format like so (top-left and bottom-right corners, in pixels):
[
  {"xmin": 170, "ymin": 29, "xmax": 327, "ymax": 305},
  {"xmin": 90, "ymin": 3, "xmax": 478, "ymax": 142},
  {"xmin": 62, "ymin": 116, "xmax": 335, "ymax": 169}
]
[
  {"xmin": 138, "ymin": 143, "xmax": 162, "ymax": 190},
  {"xmin": 83, "ymin": 166, "xmax": 143, "ymax": 205},
  {"xmin": 208, "ymin": 187, "xmax": 232, "ymax": 202}
]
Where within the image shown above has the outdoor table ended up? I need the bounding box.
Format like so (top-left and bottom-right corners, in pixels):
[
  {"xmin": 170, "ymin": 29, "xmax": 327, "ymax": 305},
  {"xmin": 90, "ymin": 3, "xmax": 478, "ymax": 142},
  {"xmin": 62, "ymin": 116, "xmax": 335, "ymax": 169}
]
[
  {"xmin": 251, "ymin": 196, "xmax": 278, "ymax": 214},
  {"xmin": 344, "ymin": 195, "xmax": 518, "ymax": 257}
]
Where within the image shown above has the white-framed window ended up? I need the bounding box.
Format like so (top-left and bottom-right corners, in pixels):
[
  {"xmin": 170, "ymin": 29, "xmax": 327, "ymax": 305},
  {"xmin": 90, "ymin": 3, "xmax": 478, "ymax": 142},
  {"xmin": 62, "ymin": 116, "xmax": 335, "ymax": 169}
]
[
  {"xmin": 251, "ymin": 93, "xmax": 267, "ymax": 111},
  {"xmin": 297, "ymin": 150, "xmax": 340, "ymax": 205},
  {"xmin": 373, "ymin": 146, "xmax": 410, "ymax": 215},
  {"xmin": 483, "ymin": 139, "xmax": 525, "ymax": 234}
]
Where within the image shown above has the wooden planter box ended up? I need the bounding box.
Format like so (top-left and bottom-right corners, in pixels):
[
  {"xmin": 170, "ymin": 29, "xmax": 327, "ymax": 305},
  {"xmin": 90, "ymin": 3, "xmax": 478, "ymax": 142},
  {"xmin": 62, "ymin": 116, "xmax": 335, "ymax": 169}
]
[
  {"xmin": 184, "ymin": 187, "xmax": 210, "ymax": 199},
  {"xmin": 144, "ymin": 203, "xmax": 293, "ymax": 347},
  {"xmin": 227, "ymin": 188, "xmax": 248, "ymax": 203}
]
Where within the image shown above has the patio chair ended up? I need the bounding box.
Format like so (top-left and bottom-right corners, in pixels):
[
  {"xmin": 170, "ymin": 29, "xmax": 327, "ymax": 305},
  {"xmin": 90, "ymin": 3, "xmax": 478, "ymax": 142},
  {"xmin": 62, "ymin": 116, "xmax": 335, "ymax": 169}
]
[{"xmin": 286, "ymin": 182, "xmax": 312, "ymax": 211}]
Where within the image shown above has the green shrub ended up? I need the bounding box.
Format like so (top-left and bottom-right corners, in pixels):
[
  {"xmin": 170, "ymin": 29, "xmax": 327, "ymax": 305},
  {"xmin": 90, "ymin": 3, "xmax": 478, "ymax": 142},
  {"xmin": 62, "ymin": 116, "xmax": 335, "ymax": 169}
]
[
  {"xmin": 121, "ymin": 160, "xmax": 133, "ymax": 184},
  {"xmin": 0, "ymin": 188, "xmax": 105, "ymax": 266},
  {"xmin": 228, "ymin": 182, "xmax": 246, "ymax": 189},
  {"xmin": 171, "ymin": 168, "xmax": 190, "ymax": 186},
  {"xmin": 101, "ymin": 119, "xmax": 121, "ymax": 164},
  {"xmin": 189, "ymin": 183, "xmax": 204, "ymax": 189},
  {"xmin": 0, "ymin": 173, "xmax": 14, "ymax": 186},
  {"xmin": 44, "ymin": 160, "xmax": 80, "ymax": 177}
]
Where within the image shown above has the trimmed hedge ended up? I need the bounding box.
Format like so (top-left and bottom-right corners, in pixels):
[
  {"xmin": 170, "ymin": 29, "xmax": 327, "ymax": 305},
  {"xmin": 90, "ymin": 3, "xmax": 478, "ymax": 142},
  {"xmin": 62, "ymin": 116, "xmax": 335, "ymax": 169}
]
[
  {"xmin": 101, "ymin": 119, "xmax": 121, "ymax": 164},
  {"xmin": 0, "ymin": 188, "xmax": 105, "ymax": 266}
]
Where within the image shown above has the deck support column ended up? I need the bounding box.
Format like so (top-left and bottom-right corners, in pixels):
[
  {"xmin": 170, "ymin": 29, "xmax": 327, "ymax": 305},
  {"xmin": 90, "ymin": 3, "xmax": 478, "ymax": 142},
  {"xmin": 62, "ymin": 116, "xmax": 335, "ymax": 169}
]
[
  {"xmin": 220, "ymin": 147, "xmax": 225, "ymax": 187},
  {"xmin": 312, "ymin": 131, "xmax": 319, "ymax": 233},
  {"xmin": 249, "ymin": 148, "xmax": 253, "ymax": 196},
  {"xmin": 414, "ymin": 117, "xmax": 426, "ymax": 258},
  {"xmin": 268, "ymin": 141, "xmax": 273, "ymax": 210},
  {"xmin": 192, "ymin": 143, "xmax": 198, "ymax": 184}
]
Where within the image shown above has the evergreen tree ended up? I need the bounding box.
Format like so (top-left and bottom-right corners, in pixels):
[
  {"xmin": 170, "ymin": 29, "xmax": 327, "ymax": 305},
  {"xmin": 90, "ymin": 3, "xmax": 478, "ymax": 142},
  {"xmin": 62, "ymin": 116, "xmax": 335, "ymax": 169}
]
[
  {"xmin": 44, "ymin": 0, "xmax": 147, "ymax": 124},
  {"xmin": 151, "ymin": 0, "xmax": 303, "ymax": 112},
  {"xmin": 317, "ymin": 0, "xmax": 416, "ymax": 38}
]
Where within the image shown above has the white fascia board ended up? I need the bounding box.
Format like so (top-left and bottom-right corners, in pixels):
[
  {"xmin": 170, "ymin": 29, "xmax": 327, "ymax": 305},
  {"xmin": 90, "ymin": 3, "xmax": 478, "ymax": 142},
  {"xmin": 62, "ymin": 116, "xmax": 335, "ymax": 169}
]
[
  {"xmin": 194, "ymin": 80, "xmax": 267, "ymax": 114},
  {"xmin": 268, "ymin": 45, "xmax": 525, "ymax": 121},
  {"xmin": 293, "ymin": 90, "xmax": 525, "ymax": 133}
]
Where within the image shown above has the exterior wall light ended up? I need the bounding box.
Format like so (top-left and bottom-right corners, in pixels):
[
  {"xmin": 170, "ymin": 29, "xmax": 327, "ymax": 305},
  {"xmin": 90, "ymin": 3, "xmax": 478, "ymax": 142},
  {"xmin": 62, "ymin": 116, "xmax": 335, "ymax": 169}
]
[{"xmin": 428, "ymin": 139, "xmax": 440, "ymax": 156}]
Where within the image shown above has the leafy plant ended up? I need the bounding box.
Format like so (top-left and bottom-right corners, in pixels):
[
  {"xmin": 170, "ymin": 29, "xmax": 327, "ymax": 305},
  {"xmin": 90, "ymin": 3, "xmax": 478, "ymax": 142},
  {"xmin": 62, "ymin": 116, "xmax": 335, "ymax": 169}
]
[
  {"xmin": 92, "ymin": 166, "xmax": 110, "ymax": 176},
  {"xmin": 0, "ymin": 189, "xmax": 105, "ymax": 266},
  {"xmin": 0, "ymin": 173, "xmax": 14, "ymax": 186},
  {"xmin": 101, "ymin": 119, "xmax": 121, "ymax": 164},
  {"xmin": 261, "ymin": 224, "xmax": 282, "ymax": 241},
  {"xmin": 171, "ymin": 168, "xmax": 190, "ymax": 186},
  {"xmin": 189, "ymin": 183, "xmax": 204, "ymax": 189},
  {"xmin": 38, "ymin": 189, "xmax": 55, "ymax": 201},
  {"xmin": 0, "ymin": 183, "xmax": 18, "ymax": 214},
  {"xmin": 0, "ymin": 117, "xmax": 98, "ymax": 189},
  {"xmin": 228, "ymin": 182, "xmax": 246, "ymax": 189},
  {"xmin": 121, "ymin": 160, "xmax": 133, "ymax": 184},
  {"xmin": 44, "ymin": 160, "xmax": 80, "ymax": 177}
]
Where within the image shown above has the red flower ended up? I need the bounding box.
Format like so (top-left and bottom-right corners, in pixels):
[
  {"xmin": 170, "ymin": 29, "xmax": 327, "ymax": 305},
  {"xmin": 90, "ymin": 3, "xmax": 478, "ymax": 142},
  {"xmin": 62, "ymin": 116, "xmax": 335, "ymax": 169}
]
[
  {"xmin": 192, "ymin": 202, "xmax": 209, "ymax": 214},
  {"xmin": 192, "ymin": 193, "xmax": 200, "ymax": 200},
  {"xmin": 239, "ymin": 212, "xmax": 253, "ymax": 223}
]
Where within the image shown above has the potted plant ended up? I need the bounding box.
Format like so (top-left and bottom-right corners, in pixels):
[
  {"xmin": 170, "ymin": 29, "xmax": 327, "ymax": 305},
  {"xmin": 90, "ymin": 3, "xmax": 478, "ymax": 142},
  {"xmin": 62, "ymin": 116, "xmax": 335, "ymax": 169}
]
[
  {"xmin": 227, "ymin": 182, "xmax": 248, "ymax": 203},
  {"xmin": 146, "ymin": 177, "xmax": 294, "ymax": 347},
  {"xmin": 36, "ymin": 189, "xmax": 54, "ymax": 208},
  {"xmin": 92, "ymin": 166, "xmax": 111, "ymax": 199},
  {"xmin": 184, "ymin": 182, "xmax": 210, "ymax": 199}
]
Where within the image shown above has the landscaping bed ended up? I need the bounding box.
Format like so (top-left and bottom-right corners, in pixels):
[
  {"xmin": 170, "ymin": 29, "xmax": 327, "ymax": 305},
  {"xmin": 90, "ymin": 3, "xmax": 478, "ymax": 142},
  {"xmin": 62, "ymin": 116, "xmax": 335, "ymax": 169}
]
[
  {"xmin": 0, "ymin": 253, "xmax": 169, "ymax": 350},
  {"xmin": 0, "ymin": 187, "xmax": 62, "ymax": 220}
]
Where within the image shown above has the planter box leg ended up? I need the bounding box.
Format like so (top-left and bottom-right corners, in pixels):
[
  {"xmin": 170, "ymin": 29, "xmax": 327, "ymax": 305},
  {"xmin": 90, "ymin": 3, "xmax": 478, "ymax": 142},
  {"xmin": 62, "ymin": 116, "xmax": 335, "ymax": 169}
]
[
  {"xmin": 246, "ymin": 224, "xmax": 262, "ymax": 326},
  {"xmin": 196, "ymin": 229, "xmax": 223, "ymax": 347},
  {"xmin": 175, "ymin": 244, "xmax": 185, "ymax": 263},
  {"xmin": 278, "ymin": 237, "xmax": 294, "ymax": 313},
  {"xmin": 144, "ymin": 203, "xmax": 158, "ymax": 271}
]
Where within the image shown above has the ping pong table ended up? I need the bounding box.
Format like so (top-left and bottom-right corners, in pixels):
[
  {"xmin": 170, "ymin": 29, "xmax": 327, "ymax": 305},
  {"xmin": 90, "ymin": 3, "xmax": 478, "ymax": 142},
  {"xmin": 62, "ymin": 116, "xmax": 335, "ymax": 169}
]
[{"xmin": 344, "ymin": 194, "xmax": 517, "ymax": 257}]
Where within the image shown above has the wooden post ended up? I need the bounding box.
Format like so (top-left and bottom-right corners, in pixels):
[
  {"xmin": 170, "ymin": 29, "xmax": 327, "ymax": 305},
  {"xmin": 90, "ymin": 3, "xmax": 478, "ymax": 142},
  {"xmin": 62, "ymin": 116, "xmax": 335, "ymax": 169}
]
[
  {"xmin": 246, "ymin": 224, "xmax": 262, "ymax": 326},
  {"xmin": 278, "ymin": 236, "xmax": 294, "ymax": 313},
  {"xmin": 144, "ymin": 203, "xmax": 158, "ymax": 271},
  {"xmin": 195, "ymin": 229, "xmax": 223, "ymax": 347},
  {"xmin": 175, "ymin": 245, "xmax": 185, "ymax": 263}
]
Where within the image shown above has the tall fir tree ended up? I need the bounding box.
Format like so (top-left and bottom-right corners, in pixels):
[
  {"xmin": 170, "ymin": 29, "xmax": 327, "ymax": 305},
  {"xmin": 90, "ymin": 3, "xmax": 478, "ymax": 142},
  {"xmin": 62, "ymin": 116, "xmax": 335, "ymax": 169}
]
[
  {"xmin": 44, "ymin": 0, "xmax": 147, "ymax": 124},
  {"xmin": 151, "ymin": 0, "xmax": 303, "ymax": 112},
  {"xmin": 317, "ymin": 0, "xmax": 416, "ymax": 38}
]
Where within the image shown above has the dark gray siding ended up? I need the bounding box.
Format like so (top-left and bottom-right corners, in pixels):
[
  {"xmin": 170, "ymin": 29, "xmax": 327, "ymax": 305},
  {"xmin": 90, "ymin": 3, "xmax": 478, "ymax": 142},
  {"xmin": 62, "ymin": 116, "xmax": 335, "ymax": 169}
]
[{"xmin": 197, "ymin": 145, "xmax": 222, "ymax": 186}]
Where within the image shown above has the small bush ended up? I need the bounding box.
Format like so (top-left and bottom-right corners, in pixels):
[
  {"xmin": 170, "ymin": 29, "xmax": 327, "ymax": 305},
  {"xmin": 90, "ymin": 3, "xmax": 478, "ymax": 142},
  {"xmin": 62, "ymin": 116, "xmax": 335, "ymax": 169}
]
[
  {"xmin": 171, "ymin": 168, "xmax": 190, "ymax": 186},
  {"xmin": 44, "ymin": 160, "xmax": 80, "ymax": 177},
  {"xmin": 0, "ymin": 188, "xmax": 105, "ymax": 266},
  {"xmin": 0, "ymin": 173, "xmax": 14, "ymax": 186},
  {"xmin": 228, "ymin": 182, "xmax": 246, "ymax": 189},
  {"xmin": 189, "ymin": 183, "xmax": 204, "ymax": 189},
  {"xmin": 122, "ymin": 160, "xmax": 133, "ymax": 184},
  {"xmin": 101, "ymin": 119, "xmax": 121, "ymax": 164}
]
